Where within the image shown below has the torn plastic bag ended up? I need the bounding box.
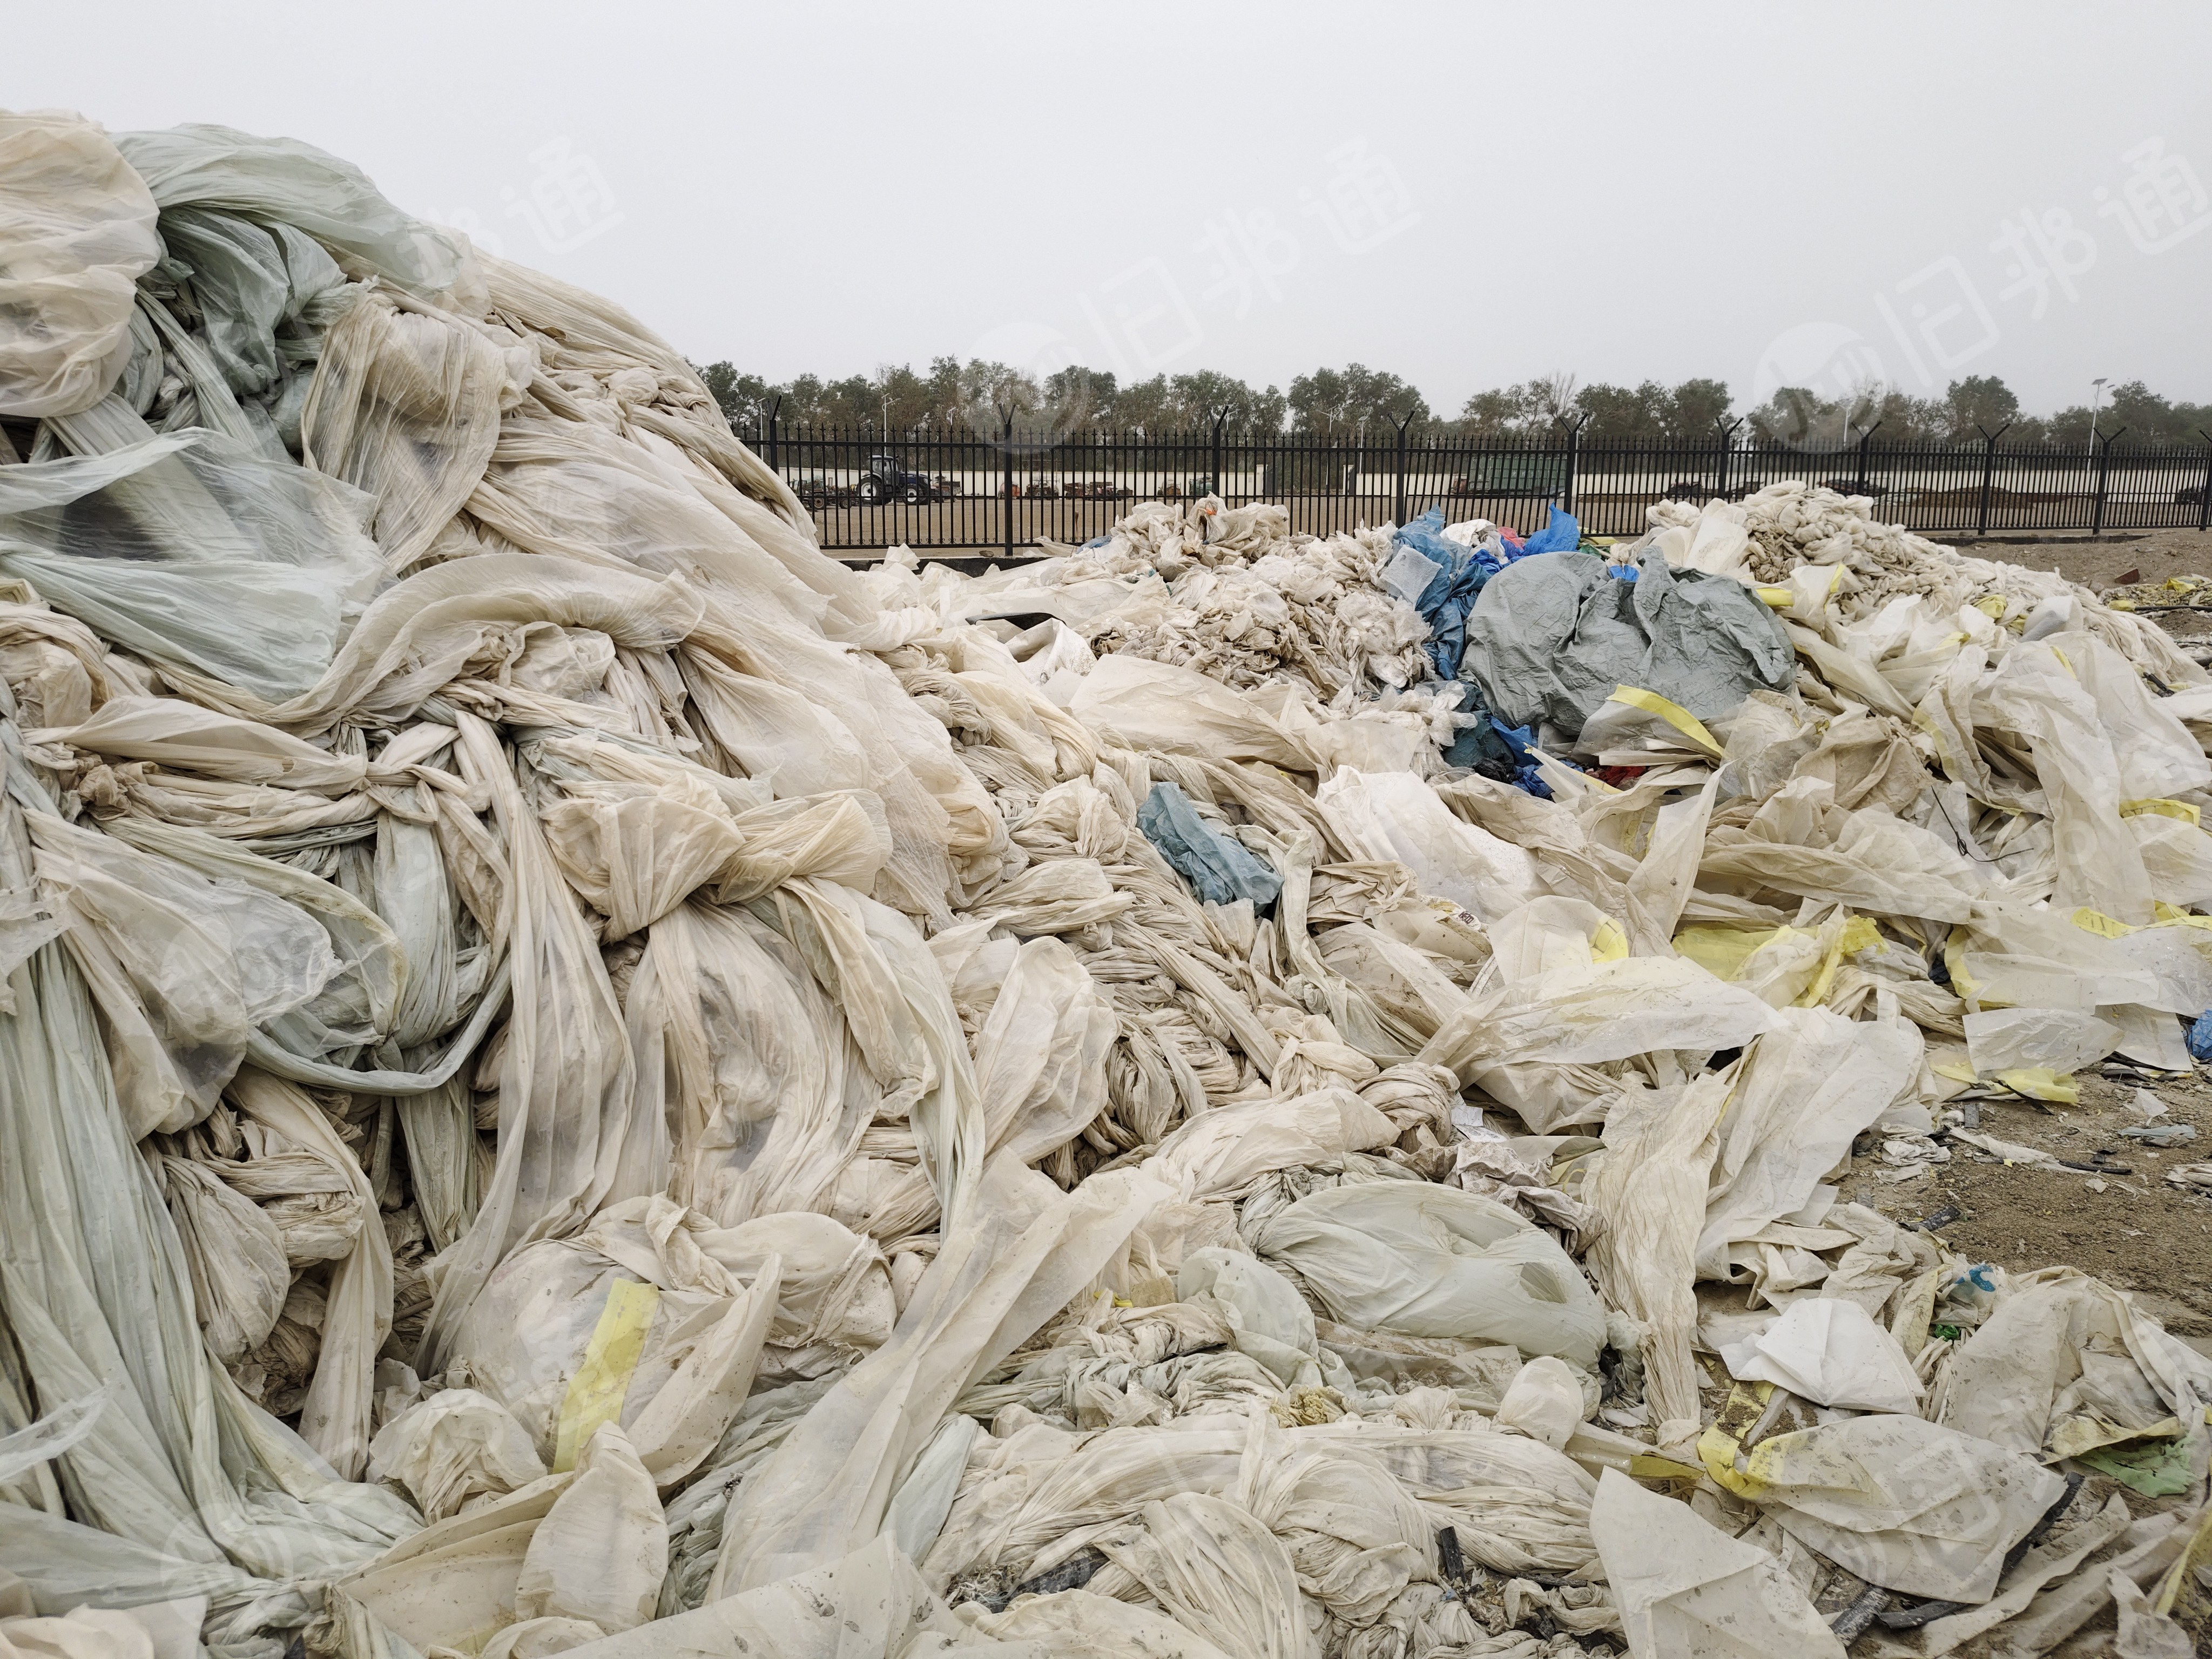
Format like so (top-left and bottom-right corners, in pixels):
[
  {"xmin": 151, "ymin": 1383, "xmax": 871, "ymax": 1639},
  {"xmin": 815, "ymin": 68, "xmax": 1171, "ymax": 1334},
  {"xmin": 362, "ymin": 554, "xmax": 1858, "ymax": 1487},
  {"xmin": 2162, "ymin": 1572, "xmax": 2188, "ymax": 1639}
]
[
  {"xmin": 1317, "ymin": 768, "xmax": 1547, "ymax": 924},
  {"xmin": 1494, "ymin": 1355, "xmax": 1587, "ymax": 1451},
  {"xmin": 622, "ymin": 901, "xmax": 882, "ymax": 1231},
  {"xmin": 1250, "ymin": 1182, "xmax": 1608, "ymax": 1365},
  {"xmin": 1650, "ymin": 498, "xmax": 1754, "ymax": 581},
  {"xmin": 1387, "ymin": 507, "xmax": 1506, "ymax": 680},
  {"xmin": 1934, "ymin": 1268, "xmax": 2212, "ymax": 1461},
  {"xmin": 154, "ymin": 205, "xmax": 350, "ymax": 402},
  {"xmin": 33, "ymin": 694, "xmax": 367, "ymax": 792},
  {"xmin": 543, "ymin": 1536, "xmax": 1009, "ymax": 1659},
  {"xmin": 1589, "ymin": 1467, "xmax": 1845, "ymax": 1659},
  {"xmin": 1138, "ymin": 781, "xmax": 1281, "ymax": 909},
  {"xmin": 0, "ymin": 1592, "xmax": 208, "ymax": 1659},
  {"xmin": 114, "ymin": 124, "xmax": 467, "ymax": 299},
  {"xmin": 1702, "ymin": 1411, "xmax": 2065, "ymax": 1604},
  {"xmin": 28, "ymin": 811, "xmax": 338, "ymax": 1136},
  {"xmin": 696, "ymin": 1210, "xmax": 893, "ymax": 1379},
  {"xmin": 1143, "ymin": 1089, "xmax": 1395, "ymax": 1202},
  {"xmin": 506, "ymin": 1423, "xmax": 666, "ymax": 1646},
  {"xmin": 1070, "ymin": 653, "xmax": 1314, "ymax": 772},
  {"xmin": 967, "ymin": 1589, "xmax": 1234, "ymax": 1659},
  {"xmin": 709, "ymin": 1159, "xmax": 1166, "ymax": 1594},
  {"xmin": 1421, "ymin": 954, "xmax": 1778, "ymax": 1090},
  {"xmin": 1177, "ymin": 1247, "xmax": 1319, "ymax": 1387},
  {"xmin": 1964, "ymin": 1007, "xmax": 2120, "ymax": 1079},
  {"xmin": 301, "ymin": 287, "xmax": 532, "ymax": 572},
  {"xmin": 1695, "ymin": 1007, "xmax": 1921, "ymax": 1280},
  {"xmin": 367, "ymin": 1389, "xmax": 547, "ymax": 1523},
  {"xmin": 1583, "ymin": 1071, "xmax": 1731, "ymax": 1431},
  {"xmin": 0, "ymin": 788, "xmax": 415, "ymax": 1597},
  {"xmin": 340, "ymin": 1472, "xmax": 573, "ymax": 1655},
  {"xmin": 967, "ymin": 934, "xmax": 1116, "ymax": 1170},
  {"xmin": 1979, "ymin": 640, "xmax": 2158, "ymax": 924},
  {"xmin": 1718, "ymin": 1299, "xmax": 1923, "ymax": 1413},
  {"xmin": 0, "ymin": 431, "xmax": 385, "ymax": 702},
  {"xmin": 0, "ymin": 111, "xmax": 161, "ymax": 418},
  {"xmin": 1462, "ymin": 551, "xmax": 1794, "ymax": 740},
  {"xmin": 1088, "ymin": 1491, "xmax": 1313, "ymax": 1659},
  {"xmin": 446, "ymin": 1195, "xmax": 777, "ymax": 1485}
]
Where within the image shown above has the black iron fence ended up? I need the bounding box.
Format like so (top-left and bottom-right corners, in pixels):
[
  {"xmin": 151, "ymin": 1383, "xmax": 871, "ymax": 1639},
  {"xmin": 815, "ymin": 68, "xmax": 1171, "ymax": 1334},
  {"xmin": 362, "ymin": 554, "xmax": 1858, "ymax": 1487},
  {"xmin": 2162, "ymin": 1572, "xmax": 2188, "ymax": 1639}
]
[{"xmin": 740, "ymin": 418, "xmax": 2212, "ymax": 557}]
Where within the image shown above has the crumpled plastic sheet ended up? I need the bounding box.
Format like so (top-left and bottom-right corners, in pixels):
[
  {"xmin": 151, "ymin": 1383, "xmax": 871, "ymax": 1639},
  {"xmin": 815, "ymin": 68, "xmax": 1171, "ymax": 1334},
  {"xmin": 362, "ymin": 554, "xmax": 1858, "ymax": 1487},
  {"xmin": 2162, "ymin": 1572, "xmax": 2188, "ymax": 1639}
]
[{"xmin": 5, "ymin": 105, "xmax": 2212, "ymax": 1659}]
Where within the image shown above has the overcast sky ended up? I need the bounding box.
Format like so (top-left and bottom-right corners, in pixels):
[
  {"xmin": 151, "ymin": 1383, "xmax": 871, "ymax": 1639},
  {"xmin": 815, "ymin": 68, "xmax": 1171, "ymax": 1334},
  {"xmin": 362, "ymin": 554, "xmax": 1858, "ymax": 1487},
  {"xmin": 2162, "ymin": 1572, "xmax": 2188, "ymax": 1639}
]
[{"xmin": 16, "ymin": 1, "xmax": 2212, "ymax": 417}]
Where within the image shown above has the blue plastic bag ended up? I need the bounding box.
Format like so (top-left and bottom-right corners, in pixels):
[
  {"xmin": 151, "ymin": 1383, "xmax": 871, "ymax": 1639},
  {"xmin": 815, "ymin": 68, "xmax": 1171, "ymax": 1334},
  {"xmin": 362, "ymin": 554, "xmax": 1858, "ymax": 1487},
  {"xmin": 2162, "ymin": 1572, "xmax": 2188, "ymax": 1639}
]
[
  {"xmin": 1520, "ymin": 504, "xmax": 1581, "ymax": 556},
  {"xmin": 1392, "ymin": 508, "xmax": 1501, "ymax": 680},
  {"xmin": 2189, "ymin": 1009, "xmax": 2212, "ymax": 1062},
  {"xmin": 1137, "ymin": 782, "xmax": 1283, "ymax": 909}
]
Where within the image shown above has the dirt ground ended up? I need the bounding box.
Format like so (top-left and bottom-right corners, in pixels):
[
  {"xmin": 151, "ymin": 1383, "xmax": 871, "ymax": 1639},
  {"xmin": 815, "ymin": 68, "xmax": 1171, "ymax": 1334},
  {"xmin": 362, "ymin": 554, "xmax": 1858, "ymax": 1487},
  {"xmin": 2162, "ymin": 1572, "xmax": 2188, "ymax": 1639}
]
[
  {"xmin": 1835, "ymin": 1069, "xmax": 2212, "ymax": 1347},
  {"xmin": 1960, "ymin": 524, "xmax": 2212, "ymax": 591}
]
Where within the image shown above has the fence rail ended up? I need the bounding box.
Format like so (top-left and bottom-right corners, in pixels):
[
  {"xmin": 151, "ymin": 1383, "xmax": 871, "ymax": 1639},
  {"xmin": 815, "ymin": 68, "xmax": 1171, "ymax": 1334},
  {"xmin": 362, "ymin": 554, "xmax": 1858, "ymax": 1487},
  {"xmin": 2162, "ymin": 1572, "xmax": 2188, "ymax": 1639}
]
[{"xmin": 738, "ymin": 420, "xmax": 2212, "ymax": 557}]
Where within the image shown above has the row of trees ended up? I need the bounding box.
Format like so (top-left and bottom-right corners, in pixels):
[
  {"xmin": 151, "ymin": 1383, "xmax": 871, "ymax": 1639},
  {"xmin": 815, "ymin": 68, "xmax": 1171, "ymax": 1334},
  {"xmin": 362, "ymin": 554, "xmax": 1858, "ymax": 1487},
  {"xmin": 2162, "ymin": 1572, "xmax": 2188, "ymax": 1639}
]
[{"xmin": 692, "ymin": 358, "xmax": 2212, "ymax": 448}]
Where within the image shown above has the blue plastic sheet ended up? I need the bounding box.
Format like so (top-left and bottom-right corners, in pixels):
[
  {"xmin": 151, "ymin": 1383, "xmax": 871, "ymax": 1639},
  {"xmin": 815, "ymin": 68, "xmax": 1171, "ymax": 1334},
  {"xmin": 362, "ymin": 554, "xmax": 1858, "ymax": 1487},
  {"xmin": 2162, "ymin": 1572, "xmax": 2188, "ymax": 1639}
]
[{"xmin": 1137, "ymin": 781, "xmax": 1283, "ymax": 909}]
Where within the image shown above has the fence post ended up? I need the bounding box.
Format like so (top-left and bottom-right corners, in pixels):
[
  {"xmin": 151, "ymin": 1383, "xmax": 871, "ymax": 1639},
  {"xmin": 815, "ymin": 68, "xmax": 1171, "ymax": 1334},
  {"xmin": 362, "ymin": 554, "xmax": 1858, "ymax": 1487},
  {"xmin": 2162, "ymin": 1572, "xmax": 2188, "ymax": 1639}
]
[
  {"xmin": 1391, "ymin": 408, "xmax": 1413, "ymax": 528},
  {"xmin": 1562, "ymin": 414, "xmax": 1586, "ymax": 517},
  {"xmin": 998, "ymin": 404, "xmax": 1015, "ymax": 563},
  {"xmin": 2198, "ymin": 430, "xmax": 2212, "ymax": 532},
  {"xmin": 766, "ymin": 395, "xmax": 781, "ymax": 481},
  {"xmin": 2092, "ymin": 427, "xmax": 2123, "ymax": 537},
  {"xmin": 1975, "ymin": 422, "xmax": 2009, "ymax": 538},
  {"xmin": 1211, "ymin": 407, "xmax": 1227, "ymax": 501},
  {"xmin": 1853, "ymin": 420, "xmax": 1881, "ymax": 495},
  {"xmin": 1715, "ymin": 417, "xmax": 1743, "ymax": 499}
]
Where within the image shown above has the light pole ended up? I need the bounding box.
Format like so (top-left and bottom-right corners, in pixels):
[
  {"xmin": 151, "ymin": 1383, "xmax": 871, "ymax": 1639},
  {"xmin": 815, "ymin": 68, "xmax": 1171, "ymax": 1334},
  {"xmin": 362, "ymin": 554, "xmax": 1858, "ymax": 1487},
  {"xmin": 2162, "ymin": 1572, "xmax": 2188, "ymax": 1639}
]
[{"xmin": 2089, "ymin": 377, "xmax": 2108, "ymax": 447}]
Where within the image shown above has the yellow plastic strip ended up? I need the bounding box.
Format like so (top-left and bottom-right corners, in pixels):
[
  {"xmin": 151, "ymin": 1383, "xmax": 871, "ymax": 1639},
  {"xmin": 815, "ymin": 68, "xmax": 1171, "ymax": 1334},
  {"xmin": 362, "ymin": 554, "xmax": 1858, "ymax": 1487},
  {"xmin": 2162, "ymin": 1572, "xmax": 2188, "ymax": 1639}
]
[
  {"xmin": 2071, "ymin": 907, "xmax": 2136, "ymax": 939},
  {"xmin": 2155, "ymin": 1495, "xmax": 2212, "ymax": 1618},
  {"xmin": 1973, "ymin": 595, "xmax": 2007, "ymax": 619},
  {"xmin": 1606, "ymin": 685, "xmax": 1725, "ymax": 760},
  {"xmin": 1589, "ymin": 917, "xmax": 1629, "ymax": 963},
  {"xmin": 2122, "ymin": 798, "xmax": 2202, "ymax": 826},
  {"xmin": 1755, "ymin": 586, "xmax": 1794, "ymax": 609},
  {"xmin": 1994, "ymin": 1067, "xmax": 2080, "ymax": 1106},
  {"xmin": 552, "ymin": 1277, "xmax": 658, "ymax": 1472}
]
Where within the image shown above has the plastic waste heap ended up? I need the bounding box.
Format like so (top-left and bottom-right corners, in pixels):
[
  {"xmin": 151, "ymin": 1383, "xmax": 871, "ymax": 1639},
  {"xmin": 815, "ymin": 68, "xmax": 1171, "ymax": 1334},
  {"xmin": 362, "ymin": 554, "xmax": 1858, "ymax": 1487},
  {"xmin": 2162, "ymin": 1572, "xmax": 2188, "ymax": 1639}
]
[{"xmin": 1, "ymin": 105, "xmax": 2209, "ymax": 1659}]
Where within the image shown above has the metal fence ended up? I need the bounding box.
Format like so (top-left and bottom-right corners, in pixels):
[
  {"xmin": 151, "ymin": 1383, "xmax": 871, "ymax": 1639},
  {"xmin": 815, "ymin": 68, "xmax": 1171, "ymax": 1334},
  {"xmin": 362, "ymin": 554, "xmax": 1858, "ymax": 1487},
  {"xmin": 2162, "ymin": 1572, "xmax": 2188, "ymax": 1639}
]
[{"xmin": 740, "ymin": 419, "xmax": 2212, "ymax": 557}]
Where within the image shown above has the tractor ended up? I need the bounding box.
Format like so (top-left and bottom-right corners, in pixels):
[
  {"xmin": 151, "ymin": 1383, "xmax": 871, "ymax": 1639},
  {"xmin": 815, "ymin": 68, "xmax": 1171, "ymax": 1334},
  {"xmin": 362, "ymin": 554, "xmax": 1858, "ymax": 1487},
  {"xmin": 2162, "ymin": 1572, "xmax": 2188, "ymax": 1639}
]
[{"xmin": 854, "ymin": 454, "xmax": 944, "ymax": 505}]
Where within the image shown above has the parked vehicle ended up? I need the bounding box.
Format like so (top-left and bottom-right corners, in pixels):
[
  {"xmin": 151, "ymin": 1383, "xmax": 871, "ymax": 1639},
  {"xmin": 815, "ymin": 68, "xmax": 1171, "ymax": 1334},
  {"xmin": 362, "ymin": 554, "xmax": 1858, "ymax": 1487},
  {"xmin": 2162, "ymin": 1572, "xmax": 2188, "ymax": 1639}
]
[
  {"xmin": 1451, "ymin": 455, "xmax": 1569, "ymax": 498},
  {"xmin": 791, "ymin": 475, "xmax": 856, "ymax": 509},
  {"xmin": 854, "ymin": 454, "xmax": 946, "ymax": 505}
]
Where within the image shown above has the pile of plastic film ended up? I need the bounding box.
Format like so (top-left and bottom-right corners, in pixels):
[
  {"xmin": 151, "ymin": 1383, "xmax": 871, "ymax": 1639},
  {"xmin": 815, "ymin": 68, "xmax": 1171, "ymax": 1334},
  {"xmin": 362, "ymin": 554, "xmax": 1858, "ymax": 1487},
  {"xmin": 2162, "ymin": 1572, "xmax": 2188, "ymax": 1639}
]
[{"xmin": 2, "ymin": 105, "xmax": 2209, "ymax": 1659}]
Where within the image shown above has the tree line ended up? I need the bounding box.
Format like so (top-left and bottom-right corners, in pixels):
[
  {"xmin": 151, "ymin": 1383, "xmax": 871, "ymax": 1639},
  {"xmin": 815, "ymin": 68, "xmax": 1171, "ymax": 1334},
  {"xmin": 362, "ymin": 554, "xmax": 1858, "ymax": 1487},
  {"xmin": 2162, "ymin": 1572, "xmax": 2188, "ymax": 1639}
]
[{"xmin": 692, "ymin": 357, "xmax": 2212, "ymax": 448}]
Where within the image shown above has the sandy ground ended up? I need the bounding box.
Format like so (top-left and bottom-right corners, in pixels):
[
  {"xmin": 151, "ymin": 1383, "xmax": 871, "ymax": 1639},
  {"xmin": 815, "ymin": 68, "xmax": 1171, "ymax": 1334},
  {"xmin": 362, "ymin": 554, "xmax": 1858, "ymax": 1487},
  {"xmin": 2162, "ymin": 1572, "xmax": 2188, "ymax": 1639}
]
[
  {"xmin": 1964, "ymin": 524, "xmax": 2212, "ymax": 591},
  {"xmin": 1837, "ymin": 1070, "xmax": 2212, "ymax": 1349}
]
